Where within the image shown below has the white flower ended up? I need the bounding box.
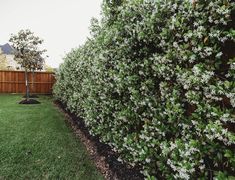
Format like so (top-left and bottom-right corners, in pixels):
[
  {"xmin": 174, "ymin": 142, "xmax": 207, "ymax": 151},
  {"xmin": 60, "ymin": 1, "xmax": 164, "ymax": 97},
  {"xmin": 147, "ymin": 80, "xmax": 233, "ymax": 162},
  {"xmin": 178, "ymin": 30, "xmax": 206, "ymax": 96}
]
[
  {"xmin": 193, "ymin": 22, "xmax": 199, "ymax": 27},
  {"xmin": 199, "ymin": 164, "xmax": 205, "ymax": 170},
  {"xmin": 192, "ymin": 66, "xmax": 201, "ymax": 75},
  {"xmin": 145, "ymin": 158, "xmax": 151, "ymax": 163},
  {"xmin": 216, "ymin": 52, "xmax": 223, "ymax": 58},
  {"xmin": 230, "ymin": 62, "xmax": 235, "ymax": 70},
  {"xmin": 220, "ymin": 37, "xmax": 228, "ymax": 43},
  {"xmin": 173, "ymin": 42, "xmax": 178, "ymax": 48},
  {"xmin": 208, "ymin": 16, "xmax": 213, "ymax": 23}
]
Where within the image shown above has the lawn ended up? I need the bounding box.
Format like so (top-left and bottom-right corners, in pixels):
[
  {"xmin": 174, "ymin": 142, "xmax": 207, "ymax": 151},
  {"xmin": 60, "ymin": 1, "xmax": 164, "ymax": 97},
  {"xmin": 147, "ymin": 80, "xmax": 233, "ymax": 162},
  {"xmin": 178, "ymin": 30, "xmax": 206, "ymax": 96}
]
[{"xmin": 0, "ymin": 94, "xmax": 103, "ymax": 180}]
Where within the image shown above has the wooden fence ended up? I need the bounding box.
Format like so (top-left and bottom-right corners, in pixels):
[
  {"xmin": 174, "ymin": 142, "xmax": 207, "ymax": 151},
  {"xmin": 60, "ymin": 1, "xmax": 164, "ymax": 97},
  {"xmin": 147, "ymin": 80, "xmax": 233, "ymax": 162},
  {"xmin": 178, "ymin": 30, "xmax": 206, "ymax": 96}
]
[{"xmin": 0, "ymin": 70, "xmax": 55, "ymax": 94}]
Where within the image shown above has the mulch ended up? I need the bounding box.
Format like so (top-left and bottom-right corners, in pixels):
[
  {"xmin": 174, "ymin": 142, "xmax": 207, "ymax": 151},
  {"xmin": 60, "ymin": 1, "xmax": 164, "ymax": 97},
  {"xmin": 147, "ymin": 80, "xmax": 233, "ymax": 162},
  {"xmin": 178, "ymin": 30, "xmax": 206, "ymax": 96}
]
[
  {"xmin": 54, "ymin": 101, "xmax": 144, "ymax": 180},
  {"xmin": 19, "ymin": 99, "xmax": 40, "ymax": 104}
]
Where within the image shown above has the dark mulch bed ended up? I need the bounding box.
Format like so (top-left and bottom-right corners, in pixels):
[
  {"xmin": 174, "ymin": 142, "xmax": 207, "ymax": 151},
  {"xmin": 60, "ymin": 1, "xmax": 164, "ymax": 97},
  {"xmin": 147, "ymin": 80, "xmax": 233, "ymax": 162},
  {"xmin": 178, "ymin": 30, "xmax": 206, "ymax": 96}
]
[
  {"xmin": 19, "ymin": 99, "xmax": 40, "ymax": 104},
  {"xmin": 54, "ymin": 100, "xmax": 144, "ymax": 180}
]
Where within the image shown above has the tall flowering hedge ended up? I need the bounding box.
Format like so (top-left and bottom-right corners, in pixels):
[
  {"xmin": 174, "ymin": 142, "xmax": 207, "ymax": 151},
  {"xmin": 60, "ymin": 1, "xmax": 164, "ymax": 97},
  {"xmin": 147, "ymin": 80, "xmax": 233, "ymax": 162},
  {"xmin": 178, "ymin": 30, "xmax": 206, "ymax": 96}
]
[{"xmin": 54, "ymin": 0, "xmax": 235, "ymax": 179}]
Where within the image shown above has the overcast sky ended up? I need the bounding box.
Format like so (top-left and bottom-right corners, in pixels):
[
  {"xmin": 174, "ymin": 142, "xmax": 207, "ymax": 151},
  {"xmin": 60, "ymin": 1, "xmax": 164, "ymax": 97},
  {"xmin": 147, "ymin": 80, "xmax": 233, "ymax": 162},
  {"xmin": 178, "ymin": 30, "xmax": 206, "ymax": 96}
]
[{"xmin": 0, "ymin": 0, "xmax": 103, "ymax": 68}]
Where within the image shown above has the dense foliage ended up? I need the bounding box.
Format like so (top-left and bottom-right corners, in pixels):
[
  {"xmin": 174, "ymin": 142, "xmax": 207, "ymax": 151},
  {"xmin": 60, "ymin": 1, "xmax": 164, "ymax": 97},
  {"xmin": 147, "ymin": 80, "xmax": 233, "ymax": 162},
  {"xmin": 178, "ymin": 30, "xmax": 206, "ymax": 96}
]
[
  {"xmin": 54, "ymin": 0, "xmax": 235, "ymax": 179},
  {"xmin": 9, "ymin": 29, "xmax": 46, "ymax": 71}
]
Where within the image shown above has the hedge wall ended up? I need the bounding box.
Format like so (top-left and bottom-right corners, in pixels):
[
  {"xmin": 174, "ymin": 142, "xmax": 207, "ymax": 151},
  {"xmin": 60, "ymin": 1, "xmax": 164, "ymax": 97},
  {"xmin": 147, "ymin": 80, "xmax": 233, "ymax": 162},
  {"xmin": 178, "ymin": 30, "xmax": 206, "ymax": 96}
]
[{"xmin": 54, "ymin": 0, "xmax": 235, "ymax": 179}]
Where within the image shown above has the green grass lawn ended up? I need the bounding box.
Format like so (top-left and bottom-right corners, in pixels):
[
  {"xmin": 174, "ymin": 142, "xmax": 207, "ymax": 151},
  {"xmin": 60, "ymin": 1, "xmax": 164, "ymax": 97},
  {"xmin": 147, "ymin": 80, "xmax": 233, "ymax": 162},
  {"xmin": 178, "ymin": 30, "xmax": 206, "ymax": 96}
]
[{"xmin": 0, "ymin": 94, "xmax": 103, "ymax": 180}]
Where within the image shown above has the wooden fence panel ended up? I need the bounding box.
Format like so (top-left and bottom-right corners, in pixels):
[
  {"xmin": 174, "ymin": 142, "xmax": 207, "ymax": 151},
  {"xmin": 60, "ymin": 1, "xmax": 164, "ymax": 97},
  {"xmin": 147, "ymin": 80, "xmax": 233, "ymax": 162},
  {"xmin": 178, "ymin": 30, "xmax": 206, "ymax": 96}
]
[{"xmin": 0, "ymin": 70, "xmax": 55, "ymax": 94}]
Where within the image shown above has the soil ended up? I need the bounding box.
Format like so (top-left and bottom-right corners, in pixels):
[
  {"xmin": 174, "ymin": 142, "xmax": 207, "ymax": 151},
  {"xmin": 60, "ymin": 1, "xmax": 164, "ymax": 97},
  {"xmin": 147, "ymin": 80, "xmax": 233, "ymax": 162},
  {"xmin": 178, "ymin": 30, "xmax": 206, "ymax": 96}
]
[
  {"xmin": 19, "ymin": 99, "xmax": 41, "ymax": 104},
  {"xmin": 54, "ymin": 101, "xmax": 144, "ymax": 180}
]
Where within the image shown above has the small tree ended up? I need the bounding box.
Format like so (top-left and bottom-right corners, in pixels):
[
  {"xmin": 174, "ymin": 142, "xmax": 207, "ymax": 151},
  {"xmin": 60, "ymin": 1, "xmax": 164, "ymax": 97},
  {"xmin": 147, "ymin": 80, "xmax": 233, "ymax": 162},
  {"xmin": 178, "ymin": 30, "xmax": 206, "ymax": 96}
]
[{"xmin": 9, "ymin": 29, "xmax": 46, "ymax": 103}]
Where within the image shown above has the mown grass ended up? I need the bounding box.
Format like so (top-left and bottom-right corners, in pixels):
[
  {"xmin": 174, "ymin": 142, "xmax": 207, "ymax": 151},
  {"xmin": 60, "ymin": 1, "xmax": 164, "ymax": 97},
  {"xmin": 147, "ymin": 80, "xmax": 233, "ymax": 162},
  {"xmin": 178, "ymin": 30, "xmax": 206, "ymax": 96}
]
[{"xmin": 0, "ymin": 94, "xmax": 103, "ymax": 180}]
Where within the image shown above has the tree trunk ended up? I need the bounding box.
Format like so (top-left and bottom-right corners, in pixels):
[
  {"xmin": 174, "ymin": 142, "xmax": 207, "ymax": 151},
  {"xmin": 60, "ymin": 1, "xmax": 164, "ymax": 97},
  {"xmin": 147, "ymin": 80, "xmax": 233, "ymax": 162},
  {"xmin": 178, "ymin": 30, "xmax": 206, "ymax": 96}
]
[{"xmin": 25, "ymin": 69, "xmax": 30, "ymax": 101}]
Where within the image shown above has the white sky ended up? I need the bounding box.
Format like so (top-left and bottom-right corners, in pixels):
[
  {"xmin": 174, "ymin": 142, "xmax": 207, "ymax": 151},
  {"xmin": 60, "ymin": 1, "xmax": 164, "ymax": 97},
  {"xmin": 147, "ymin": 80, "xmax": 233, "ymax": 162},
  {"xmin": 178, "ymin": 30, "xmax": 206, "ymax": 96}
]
[{"xmin": 0, "ymin": 0, "xmax": 103, "ymax": 68}]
